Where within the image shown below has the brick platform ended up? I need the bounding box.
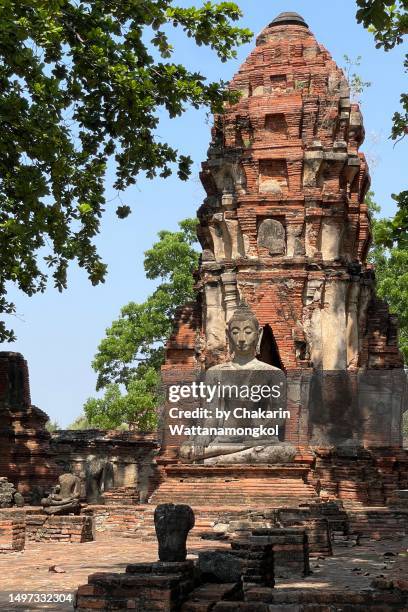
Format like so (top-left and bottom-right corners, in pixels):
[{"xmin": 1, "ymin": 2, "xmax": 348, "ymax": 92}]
[
  {"xmin": 150, "ymin": 464, "xmax": 318, "ymax": 508},
  {"xmin": 72, "ymin": 534, "xmax": 408, "ymax": 612},
  {"xmin": 75, "ymin": 561, "xmax": 195, "ymax": 611},
  {"xmin": 346, "ymin": 507, "xmax": 408, "ymax": 541},
  {"xmin": 26, "ymin": 514, "xmax": 94, "ymax": 543},
  {"xmin": 0, "ymin": 531, "xmax": 406, "ymax": 611}
]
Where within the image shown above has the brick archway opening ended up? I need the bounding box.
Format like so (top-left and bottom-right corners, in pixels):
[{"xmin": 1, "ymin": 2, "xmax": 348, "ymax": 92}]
[{"xmin": 259, "ymin": 324, "xmax": 284, "ymax": 370}]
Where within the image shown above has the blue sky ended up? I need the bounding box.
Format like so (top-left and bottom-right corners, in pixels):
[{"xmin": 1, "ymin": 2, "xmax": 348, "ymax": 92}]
[{"xmin": 2, "ymin": 0, "xmax": 407, "ymax": 426}]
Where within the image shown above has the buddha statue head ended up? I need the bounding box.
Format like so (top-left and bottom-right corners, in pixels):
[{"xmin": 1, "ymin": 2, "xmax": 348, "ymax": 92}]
[{"xmin": 227, "ymin": 301, "xmax": 261, "ymax": 360}]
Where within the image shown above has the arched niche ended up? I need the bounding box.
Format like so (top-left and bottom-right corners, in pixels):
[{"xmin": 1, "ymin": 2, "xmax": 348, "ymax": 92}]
[{"xmin": 259, "ymin": 324, "xmax": 284, "ymax": 370}]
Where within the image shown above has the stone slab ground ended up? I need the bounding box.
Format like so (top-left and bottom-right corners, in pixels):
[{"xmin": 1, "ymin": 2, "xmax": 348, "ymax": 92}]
[{"xmin": 0, "ymin": 534, "xmax": 407, "ymax": 611}]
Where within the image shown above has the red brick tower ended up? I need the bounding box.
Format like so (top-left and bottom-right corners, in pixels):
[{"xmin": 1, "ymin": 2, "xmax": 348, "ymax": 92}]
[{"xmin": 159, "ymin": 13, "xmax": 406, "ymax": 471}]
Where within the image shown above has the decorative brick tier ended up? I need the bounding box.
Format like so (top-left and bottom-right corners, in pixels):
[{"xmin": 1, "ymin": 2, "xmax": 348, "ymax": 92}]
[
  {"xmin": 0, "ymin": 509, "xmax": 25, "ymax": 553},
  {"xmin": 150, "ymin": 465, "xmax": 318, "ymax": 508},
  {"xmin": 101, "ymin": 486, "xmax": 139, "ymax": 505}
]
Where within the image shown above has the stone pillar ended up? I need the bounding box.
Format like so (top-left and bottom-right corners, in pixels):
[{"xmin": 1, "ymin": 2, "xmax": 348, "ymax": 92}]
[
  {"xmin": 154, "ymin": 504, "xmax": 195, "ymax": 562},
  {"xmin": 322, "ymin": 280, "xmax": 347, "ymax": 370},
  {"xmin": 347, "ymin": 280, "xmax": 361, "ymax": 368},
  {"xmin": 204, "ymin": 281, "xmax": 226, "ymax": 352},
  {"xmin": 221, "ymin": 272, "xmax": 239, "ymax": 321},
  {"xmin": 320, "ymin": 218, "xmax": 343, "ymax": 260}
]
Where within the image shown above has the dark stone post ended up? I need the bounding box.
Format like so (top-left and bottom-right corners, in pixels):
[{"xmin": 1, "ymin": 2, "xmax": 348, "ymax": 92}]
[{"xmin": 154, "ymin": 503, "xmax": 195, "ymax": 562}]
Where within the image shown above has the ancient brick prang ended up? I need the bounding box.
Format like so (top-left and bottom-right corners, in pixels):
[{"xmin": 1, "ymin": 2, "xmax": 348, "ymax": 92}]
[
  {"xmin": 161, "ymin": 12, "xmax": 406, "ymax": 456},
  {"xmin": 194, "ymin": 14, "xmax": 402, "ymax": 371}
]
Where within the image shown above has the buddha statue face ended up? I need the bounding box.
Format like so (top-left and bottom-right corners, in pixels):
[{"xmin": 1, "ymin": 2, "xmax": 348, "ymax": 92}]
[{"xmin": 228, "ymin": 304, "xmax": 261, "ymax": 358}]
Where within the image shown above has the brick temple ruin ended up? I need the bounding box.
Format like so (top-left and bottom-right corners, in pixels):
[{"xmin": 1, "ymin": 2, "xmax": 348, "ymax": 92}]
[
  {"xmin": 154, "ymin": 10, "xmax": 407, "ymax": 507},
  {"xmin": 0, "ymin": 352, "xmax": 58, "ymax": 501},
  {"xmin": 1, "ymin": 11, "xmax": 408, "ymax": 612},
  {"xmin": 0, "ymin": 10, "xmax": 405, "ymax": 518},
  {"xmin": 75, "ymin": 12, "xmax": 408, "ymax": 608}
]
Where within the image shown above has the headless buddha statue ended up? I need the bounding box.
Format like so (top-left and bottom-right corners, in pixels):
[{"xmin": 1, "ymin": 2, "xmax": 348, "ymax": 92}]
[
  {"xmin": 41, "ymin": 473, "xmax": 81, "ymax": 515},
  {"xmin": 180, "ymin": 302, "xmax": 296, "ymax": 465}
]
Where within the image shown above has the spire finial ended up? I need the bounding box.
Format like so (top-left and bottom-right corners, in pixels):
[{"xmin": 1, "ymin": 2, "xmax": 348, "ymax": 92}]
[{"xmin": 269, "ymin": 12, "xmax": 309, "ymax": 28}]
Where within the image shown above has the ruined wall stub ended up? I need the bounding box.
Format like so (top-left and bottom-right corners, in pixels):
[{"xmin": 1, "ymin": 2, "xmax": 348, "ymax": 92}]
[
  {"xmin": 195, "ymin": 12, "xmax": 403, "ymax": 372},
  {"xmin": 0, "ymin": 352, "xmax": 59, "ymax": 501}
]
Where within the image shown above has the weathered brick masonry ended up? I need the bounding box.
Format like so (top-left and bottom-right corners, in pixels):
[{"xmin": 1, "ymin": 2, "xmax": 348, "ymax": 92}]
[
  {"xmin": 156, "ymin": 12, "xmax": 408, "ymax": 521},
  {"xmin": 51, "ymin": 429, "xmax": 160, "ymax": 503},
  {"xmin": 160, "ymin": 11, "xmax": 406, "ymax": 459},
  {"xmin": 0, "ymin": 352, "xmax": 59, "ymax": 501},
  {"xmin": 0, "ymin": 508, "xmax": 25, "ymax": 553}
]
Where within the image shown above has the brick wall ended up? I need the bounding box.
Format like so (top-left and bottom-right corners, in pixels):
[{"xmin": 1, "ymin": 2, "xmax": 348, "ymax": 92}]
[
  {"xmin": 26, "ymin": 514, "xmax": 93, "ymax": 543},
  {"xmin": 0, "ymin": 509, "xmax": 25, "ymax": 553}
]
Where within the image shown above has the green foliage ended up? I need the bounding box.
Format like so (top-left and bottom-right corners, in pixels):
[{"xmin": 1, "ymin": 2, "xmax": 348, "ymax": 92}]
[
  {"xmin": 356, "ymin": 1, "xmax": 408, "ymax": 245},
  {"xmin": 45, "ymin": 419, "xmax": 60, "ymax": 432},
  {"xmin": 367, "ymin": 192, "xmax": 408, "ymax": 362},
  {"xmin": 85, "ymin": 217, "xmax": 199, "ymax": 429},
  {"xmin": 84, "ymin": 367, "xmax": 161, "ymax": 431},
  {"xmin": 67, "ymin": 414, "xmax": 92, "ymax": 430},
  {"xmin": 343, "ymin": 55, "xmax": 372, "ymax": 102},
  {"xmin": 403, "ymin": 410, "xmax": 408, "ymax": 440},
  {"xmin": 356, "ymin": 1, "xmax": 408, "ymax": 49},
  {"xmin": 93, "ymin": 217, "xmax": 199, "ymax": 389},
  {"xmin": 370, "ymin": 191, "xmax": 408, "ymax": 250},
  {"xmin": 0, "ymin": 1, "xmax": 252, "ymax": 342}
]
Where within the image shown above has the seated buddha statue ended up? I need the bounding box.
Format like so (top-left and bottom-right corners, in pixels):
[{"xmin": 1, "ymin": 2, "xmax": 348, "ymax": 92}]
[
  {"xmin": 41, "ymin": 473, "xmax": 81, "ymax": 515},
  {"xmin": 180, "ymin": 302, "xmax": 296, "ymax": 465}
]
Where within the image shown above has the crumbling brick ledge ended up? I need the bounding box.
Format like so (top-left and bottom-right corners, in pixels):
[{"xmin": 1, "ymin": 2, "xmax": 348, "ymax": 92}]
[
  {"xmin": 26, "ymin": 514, "xmax": 94, "ymax": 543},
  {"xmin": 0, "ymin": 509, "xmax": 25, "ymax": 553}
]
